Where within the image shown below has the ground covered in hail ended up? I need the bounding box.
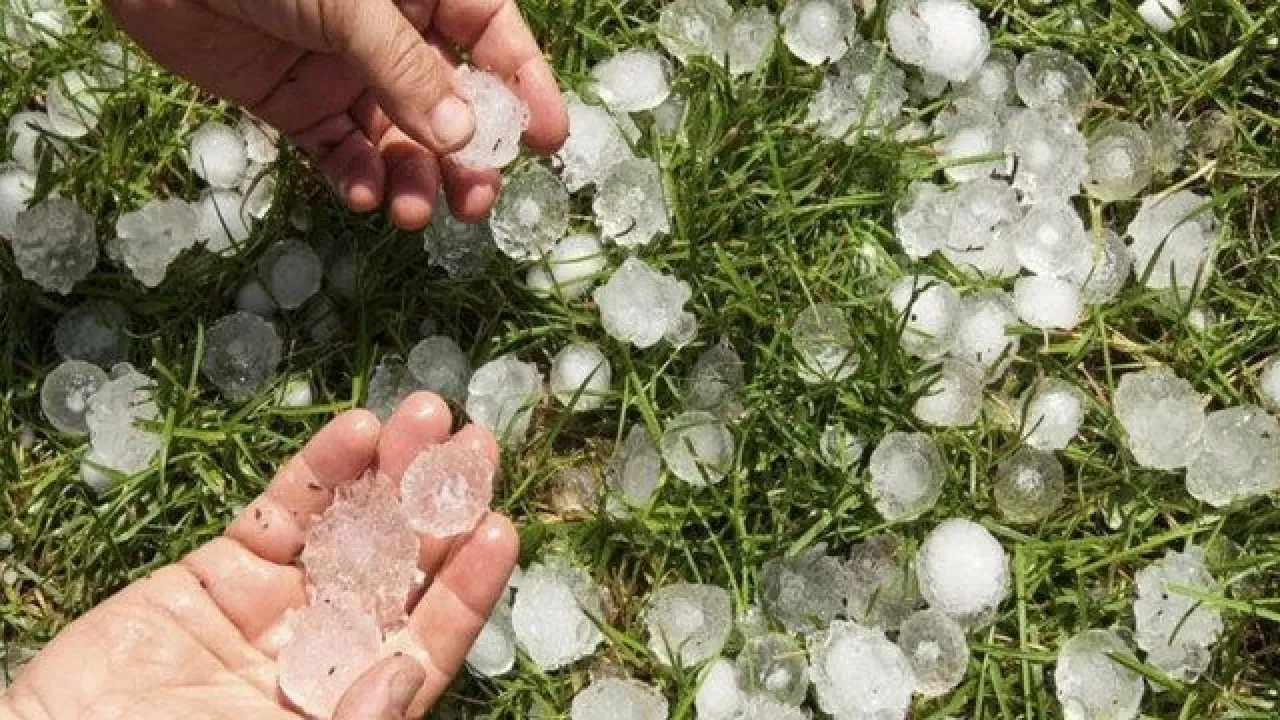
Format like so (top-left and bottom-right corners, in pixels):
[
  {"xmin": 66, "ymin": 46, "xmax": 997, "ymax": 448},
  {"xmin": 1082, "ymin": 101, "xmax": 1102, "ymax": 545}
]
[{"xmin": 2, "ymin": 0, "xmax": 1279, "ymax": 718}]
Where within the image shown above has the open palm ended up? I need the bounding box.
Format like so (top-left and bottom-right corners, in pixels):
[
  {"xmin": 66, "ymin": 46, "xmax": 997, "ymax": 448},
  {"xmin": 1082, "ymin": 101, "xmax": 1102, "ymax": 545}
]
[
  {"xmin": 106, "ymin": 0, "xmax": 568, "ymax": 229},
  {"xmin": 1, "ymin": 393, "xmax": 515, "ymax": 720}
]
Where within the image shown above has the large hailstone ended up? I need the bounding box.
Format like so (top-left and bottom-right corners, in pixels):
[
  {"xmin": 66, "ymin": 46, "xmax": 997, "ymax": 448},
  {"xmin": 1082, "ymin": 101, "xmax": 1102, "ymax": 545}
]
[
  {"xmin": 406, "ymin": 335, "xmax": 471, "ymax": 405},
  {"xmin": 696, "ymin": 657, "xmax": 745, "ymax": 720},
  {"xmin": 40, "ymin": 360, "xmax": 109, "ymax": 435},
  {"xmin": 511, "ymin": 556, "xmax": 605, "ymax": 671},
  {"xmin": 593, "ymin": 157, "xmax": 671, "ymax": 248},
  {"xmin": 932, "ymin": 102, "xmax": 1007, "ymax": 183},
  {"xmin": 728, "ymin": 6, "xmax": 777, "ymax": 76},
  {"xmin": 644, "ymin": 582, "xmax": 732, "ymax": 667},
  {"xmin": 570, "ymin": 678, "xmax": 667, "ymax": 720},
  {"xmin": 1020, "ymin": 377, "xmax": 1087, "ymax": 451},
  {"xmin": 593, "ymin": 257, "xmax": 692, "ymax": 348},
  {"xmin": 806, "ymin": 43, "xmax": 909, "ymax": 139},
  {"xmin": 1011, "ymin": 201, "xmax": 1090, "ymax": 278},
  {"xmin": 993, "ymin": 447, "xmax": 1065, "ymax": 524},
  {"xmin": 1084, "ymin": 121, "xmax": 1155, "ymax": 202},
  {"xmin": 554, "ymin": 93, "xmax": 636, "ymax": 192},
  {"xmin": 1014, "ymin": 48, "xmax": 1096, "ymax": 117},
  {"xmin": 1185, "ymin": 405, "xmax": 1280, "ymax": 507},
  {"xmin": 400, "ymin": 440, "xmax": 496, "ymax": 538},
  {"xmin": 188, "ymin": 121, "xmax": 248, "ymax": 189},
  {"xmin": 489, "ymin": 162, "xmax": 569, "ymax": 261},
  {"xmin": 868, "ymin": 431, "xmax": 946, "ymax": 522},
  {"xmin": 54, "ymin": 300, "xmax": 131, "ymax": 367},
  {"xmin": 893, "ymin": 181, "xmax": 950, "ymax": 259},
  {"xmin": 889, "ymin": 274, "xmax": 960, "ymax": 359},
  {"xmin": 82, "ymin": 363, "xmax": 161, "ymax": 487},
  {"xmin": 45, "ymin": 71, "xmax": 104, "ymax": 139},
  {"xmin": 590, "ymin": 50, "xmax": 671, "ymax": 113},
  {"xmin": 112, "ymin": 198, "xmax": 200, "ymax": 288},
  {"xmin": 11, "ymin": 197, "xmax": 98, "ymax": 294},
  {"xmin": 913, "ymin": 359, "xmax": 984, "ymax": 428},
  {"xmin": 259, "ymin": 239, "xmax": 324, "ymax": 310},
  {"xmin": 736, "ymin": 632, "xmax": 810, "ymax": 705},
  {"xmin": 917, "ymin": 518, "xmax": 1009, "ymax": 626},
  {"xmin": 277, "ymin": 593, "xmax": 381, "ymax": 719},
  {"xmin": 885, "ymin": 0, "xmax": 990, "ymax": 82},
  {"xmin": 451, "ymin": 65, "xmax": 529, "ymax": 169},
  {"xmin": 1053, "ymin": 629, "xmax": 1145, "ymax": 720},
  {"xmin": 465, "ymin": 354, "xmax": 543, "ymax": 446},
  {"xmin": 605, "ymin": 423, "xmax": 663, "ymax": 517},
  {"xmin": 467, "ymin": 600, "xmax": 517, "ymax": 678},
  {"xmin": 1013, "ymin": 275, "xmax": 1083, "ymax": 331},
  {"xmin": 550, "ymin": 342, "xmax": 612, "ymax": 412},
  {"xmin": 897, "ymin": 608, "xmax": 970, "ymax": 697},
  {"xmin": 201, "ymin": 312, "xmax": 284, "ymax": 401},
  {"xmin": 949, "ymin": 290, "xmax": 1021, "ymax": 381},
  {"xmin": 759, "ymin": 545, "xmax": 850, "ymax": 634},
  {"xmin": 1133, "ymin": 547, "xmax": 1223, "ymax": 682},
  {"xmin": 1112, "ymin": 367, "xmax": 1205, "ymax": 471},
  {"xmin": 844, "ymin": 533, "xmax": 923, "ymax": 630},
  {"xmin": 195, "ymin": 189, "xmax": 252, "ymax": 254},
  {"xmin": 682, "ymin": 339, "xmax": 745, "ymax": 421},
  {"xmin": 1005, "ymin": 106, "xmax": 1088, "ymax": 204},
  {"xmin": 941, "ymin": 178, "xmax": 1022, "ymax": 278},
  {"xmin": 660, "ymin": 410, "xmax": 734, "ymax": 486},
  {"xmin": 1067, "ymin": 228, "xmax": 1133, "ymax": 305},
  {"xmin": 527, "ymin": 233, "xmax": 608, "ymax": 300},
  {"xmin": 807, "ymin": 620, "xmax": 916, "ymax": 720},
  {"xmin": 791, "ymin": 303, "xmax": 859, "ymax": 383},
  {"xmin": 954, "ymin": 47, "xmax": 1018, "ymax": 104},
  {"xmin": 1126, "ymin": 190, "xmax": 1216, "ymax": 295},
  {"xmin": 780, "ymin": 0, "xmax": 858, "ymax": 66}
]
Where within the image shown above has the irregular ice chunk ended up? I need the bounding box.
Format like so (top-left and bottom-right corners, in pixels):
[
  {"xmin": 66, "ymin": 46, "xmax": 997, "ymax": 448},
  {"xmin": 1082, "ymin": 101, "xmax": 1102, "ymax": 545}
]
[
  {"xmin": 1020, "ymin": 377, "xmax": 1086, "ymax": 451},
  {"xmin": 571, "ymin": 678, "xmax": 668, "ymax": 720},
  {"xmin": 605, "ymin": 423, "xmax": 663, "ymax": 517},
  {"xmin": 657, "ymin": 0, "xmax": 733, "ymax": 64},
  {"xmin": 807, "ymin": 620, "xmax": 915, "ymax": 720},
  {"xmin": 366, "ymin": 355, "xmax": 420, "ymax": 422},
  {"xmin": 1005, "ymin": 106, "xmax": 1088, "ymax": 203},
  {"xmin": 534, "ymin": 233, "xmax": 607, "ymax": 300},
  {"xmin": 112, "ymin": 198, "xmax": 199, "ymax": 287},
  {"xmin": 1133, "ymin": 547, "xmax": 1222, "ymax": 681},
  {"xmin": 1147, "ymin": 112, "xmax": 1188, "ymax": 176},
  {"xmin": 0, "ymin": 165, "xmax": 37, "ymax": 239},
  {"xmin": 1014, "ymin": 48, "xmax": 1096, "ymax": 117},
  {"xmin": 1113, "ymin": 367, "xmax": 1205, "ymax": 471},
  {"xmin": 792, "ymin": 303, "xmax": 859, "ymax": 383},
  {"xmin": 422, "ymin": 197, "xmax": 494, "ymax": 279},
  {"xmin": 729, "ymin": 6, "xmax": 776, "ymax": 75},
  {"xmin": 407, "ymin": 335, "xmax": 471, "ymax": 405},
  {"xmin": 400, "ymin": 440, "xmax": 495, "ymax": 538},
  {"xmin": 917, "ymin": 518, "xmax": 1009, "ymax": 626},
  {"xmin": 682, "ymin": 339, "xmax": 745, "ymax": 420},
  {"xmin": 1126, "ymin": 190, "xmax": 1216, "ymax": 294},
  {"xmin": 893, "ymin": 181, "xmax": 949, "ymax": 259},
  {"xmin": 259, "ymin": 239, "xmax": 323, "ymax": 310},
  {"xmin": 550, "ymin": 342, "xmax": 612, "ymax": 412},
  {"xmin": 54, "ymin": 300, "xmax": 130, "ymax": 367},
  {"xmin": 1013, "ymin": 275, "xmax": 1082, "ymax": 331},
  {"xmin": 1053, "ymin": 629, "xmax": 1144, "ymax": 720},
  {"xmin": 1012, "ymin": 201, "xmax": 1089, "ymax": 277},
  {"xmin": 236, "ymin": 278, "xmax": 277, "ymax": 318},
  {"xmin": 465, "ymin": 353, "xmax": 543, "ymax": 445},
  {"xmin": 885, "ymin": 0, "xmax": 989, "ymax": 82},
  {"xmin": 913, "ymin": 359, "xmax": 984, "ymax": 428},
  {"xmin": 466, "ymin": 598, "xmax": 516, "ymax": 677},
  {"xmin": 736, "ymin": 632, "xmax": 810, "ymax": 705},
  {"xmin": 1067, "ymin": 228, "xmax": 1132, "ymax": 304},
  {"xmin": 889, "ymin": 274, "xmax": 960, "ymax": 359},
  {"xmin": 645, "ymin": 583, "xmax": 732, "ymax": 667},
  {"xmin": 806, "ymin": 43, "xmax": 909, "ymax": 138},
  {"xmin": 83, "ymin": 364, "xmax": 160, "ymax": 483},
  {"xmin": 819, "ymin": 423, "xmax": 864, "ymax": 469},
  {"xmin": 40, "ymin": 360, "xmax": 108, "ymax": 434},
  {"xmin": 45, "ymin": 71, "xmax": 103, "ymax": 139},
  {"xmin": 452, "ymin": 66, "xmax": 529, "ymax": 169},
  {"xmin": 868, "ymin": 431, "xmax": 946, "ymax": 522},
  {"xmin": 188, "ymin": 121, "xmax": 248, "ymax": 189},
  {"xmin": 780, "ymin": 0, "xmax": 858, "ymax": 65},
  {"xmin": 1137, "ymin": 0, "xmax": 1183, "ymax": 32},
  {"xmin": 696, "ymin": 657, "xmax": 744, "ymax": 720},
  {"xmin": 898, "ymin": 608, "xmax": 969, "ymax": 697},
  {"xmin": 949, "ymin": 289, "xmax": 1020, "ymax": 380},
  {"xmin": 844, "ymin": 533, "xmax": 921, "ymax": 630},
  {"xmin": 993, "ymin": 447, "xmax": 1065, "ymax": 523},
  {"xmin": 201, "ymin": 312, "xmax": 283, "ymax": 401},
  {"xmin": 593, "ymin": 158, "xmax": 670, "ymax": 248},
  {"xmin": 942, "ymin": 177, "xmax": 1022, "ymax": 278},
  {"xmin": 511, "ymin": 556, "xmax": 605, "ymax": 670},
  {"xmin": 490, "ymin": 162, "xmax": 569, "ymax": 261},
  {"xmin": 1185, "ymin": 405, "xmax": 1280, "ymax": 507},
  {"xmin": 591, "ymin": 51, "xmax": 671, "ymax": 113},
  {"xmin": 3, "ymin": 0, "xmax": 71, "ymax": 46},
  {"xmin": 1084, "ymin": 121, "xmax": 1154, "ymax": 202},
  {"xmin": 661, "ymin": 410, "xmax": 734, "ymax": 486},
  {"xmin": 12, "ymin": 197, "xmax": 98, "ymax": 294},
  {"xmin": 300, "ymin": 471, "xmax": 418, "ymax": 628},
  {"xmin": 7, "ymin": 111, "xmax": 63, "ymax": 173},
  {"xmin": 933, "ymin": 102, "xmax": 1006, "ymax": 183},
  {"xmin": 759, "ymin": 545, "xmax": 850, "ymax": 633},
  {"xmin": 278, "ymin": 593, "xmax": 382, "ymax": 720},
  {"xmin": 954, "ymin": 47, "xmax": 1017, "ymax": 103},
  {"xmin": 195, "ymin": 189, "xmax": 251, "ymax": 254},
  {"xmin": 554, "ymin": 93, "xmax": 636, "ymax": 192},
  {"xmin": 593, "ymin": 257, "xmax": 691, "ymax": 348},
  {"xmin": 237, "ymin": 117, "xmax": 280, "ymax": 165}
]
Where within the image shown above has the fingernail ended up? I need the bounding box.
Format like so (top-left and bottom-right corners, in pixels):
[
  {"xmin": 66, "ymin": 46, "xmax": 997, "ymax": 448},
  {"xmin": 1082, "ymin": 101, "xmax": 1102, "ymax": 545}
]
[
  {"xmin": 430, "ymin": 95, "xmax": 474, "ymax": 151},
  {"xmin": 389, "ymin": 665, "xmax": 424, "ymax": 712}
]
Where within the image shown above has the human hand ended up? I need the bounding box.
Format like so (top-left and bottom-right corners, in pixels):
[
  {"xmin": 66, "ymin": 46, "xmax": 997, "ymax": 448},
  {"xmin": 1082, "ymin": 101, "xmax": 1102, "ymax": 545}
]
[
  {"xmin": 0, "ymin": 393, "xmax": 516, "ymax": 720},
  {"xmin": 105, "ymin": 0, "xmax": 568, "ymax": 229}
]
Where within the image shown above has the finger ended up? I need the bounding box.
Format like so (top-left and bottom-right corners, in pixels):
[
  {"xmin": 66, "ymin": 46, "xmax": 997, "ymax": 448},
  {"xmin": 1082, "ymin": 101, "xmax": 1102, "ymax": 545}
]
[
  {"xmin": 332, "ymin": 654, "xmax": 426, "ymax": 720},
  {"xmin": 294, "ymin": 114, "xmax": 386, "ymax": 213},
  {"xmin": 441, "ymin": 159, "xmax": 501, "ymax": 221},
  {"xmin": 379, "ymin": 126, "xmax": 443, "ymax": 231},
  {"xmin": 413, "ymin": 423, "xmax": 502, "ymax": 581},
  {"xmin": 182, "ymin": 538, "xmax": 307, "ymax": 649},
  {"xmin": 389, "ymin": 513, "xmax": 519, "ymax": 716},
  {"xmin": 431, "ymin": 0, "xmax": 568, "ymax": 152},
  {"xmin": 244, "ymin": 53, "xmax": 365, "ymax": 136},
  {"xmin": 227, "ymin": 410, "xmax": 380, "ymax": 564},
  {"xmin": 329, "ymin": 0, "xmax": 474, "ymax": 154},
  {"xmin": 377, "ymin": 392, "xmax": 454, "ymax": 480}
]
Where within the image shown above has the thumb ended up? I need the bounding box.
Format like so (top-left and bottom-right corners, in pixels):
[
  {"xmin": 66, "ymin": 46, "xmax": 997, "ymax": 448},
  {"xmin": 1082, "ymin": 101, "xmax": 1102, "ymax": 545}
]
[
  {"xmin": 331, "ymin": 654, "xmax": 427, "ymax": 720},
  {"xmin": 330, "ymin": 0, "xmax": 475, "ymax": 154}
]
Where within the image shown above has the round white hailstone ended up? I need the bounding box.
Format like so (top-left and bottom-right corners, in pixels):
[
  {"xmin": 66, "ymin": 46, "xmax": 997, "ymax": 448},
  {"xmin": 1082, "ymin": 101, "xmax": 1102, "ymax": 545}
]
[
  {"xmin": 1067, "ymin": 228, "xmax": 1133, "ymax": 304},
  {"xmin": 759, "ymin": 546, "xmax": 849, "ymax": 634},
  {"xmin": 656, "ymin": 0, "xmax": 733, "ymax": 64},
  {"xmin": 736, "ymin": 632, "xmax": 810, "ymax": 704},
  {"xmin": 237, "ymin": 117, "xmax": 280, "ymax": 165},
  {"xmin": 543, "ymin": 233, "xmax": 607, "ymax": 299},
  {"xmin": 696, "ymin": 657, "xmax": 745, "ymax": 720},
  {"xmin": 400, "ymin": 441, "xmax": 496, "ymax": 538},
  {"xmin": 554, "ymin": 92, "xmax": 636, "ymax": 192},
  {"xmin": 1011, "ymin": 201, "xmax": 1090, "ymax": 278},
  {"xmin": 1013, "ymin": 275, "xmax": 1083, "ymax": 331},
  {"xmin": 933, "ymin": 103, "xmax": 1006, "ymax": 183},
  {"xmin": 728, "ymin": 6, "xmax": 777, "ymax": 76},
  {"xmin": 1053, "ymin": 629, "xmax": 1145, "ymax": 720},
  {"xmin": 651, "ymin": 92, "xmax": 687, "ymax": 136},
  {"xmin": 526, "ymin": 265, "xmax": 554, "ymax": 298},
  {"xmin": 807, "ymin": 621, "xmax": 915, "ymax": 720},
  {"xmin": 993, "ymin": 447, "xmax": 1065, "ymax": 524},
  {"xmin": 277, "ymin": 376, "xmax": 313, "ymax": 408},
  {"xmin": 1126, "ymin": 190, "xmax": 1216, "ymax": 295},
  {"xmin": 593, "ymin": 157, "xmax": 671, "ymax": 248},
  {"xmin": 188, "ymin": 121, "xmax": 248, "ymax": 189},
  {"xmin": 1, "ymin": 165, "xmax": 38, "ymax": 238},
  {"xmin": 550, "ymin": 342, "xmax": 611, "ymax": 412},
  {"xmin": 236, "ymin": 278, "xmax": 278, "ymax": 317},
  {"xmin": 45, "ymin": 71, "xmax": 103, "ymax": 139},
  {"xmin": 949, "ymin": 290, "xmax": 1020, "ymax": 380},
  {"xmin": 1084, "ymin": 120, "xmax": 1155, "ymax": 202},
  {"xmin": 201, "ymin": 312, "xmax": 283, "ymax": 402},
  {"xmin": 571, "ymin": 678, "xmax": 668, "ymax": 720},
  {"xmin": 1112, "ymin": 367, "xmax": 1205, "ymax": 471},
  {"xmin": 259, "ymin": 239, "xmax": 323, "ymax": 310},
  {"xmin": 1185, "ymin": 405, "xmax": 1280, "ymax": 507},
  {"xmin": 820, "ymin": 423, "xmax": 865, "ymax": 469},
  {"xmin": 40, "ymin": 360, "xmax": 109, "ymax": 435},
  {"xmin": 1014, "ymin": 48, "xmax": 1096, "ymax": 117},
  {"xmin": 917, "ymin": 518, "xmax": 1009, "ymax": 626},
  {"xmin": 1133, "ymin": 547, "xmax": 1223, "ymax": 682},
  {"xmin": 779, "ymin": 0, "xmax": 858, "ymax": 66},
  {"xmin": 886, "ymin": 0, "xmax": 989, "ymax": 82},
  {"xmin": 605, "ymin": 424, "xmax": 662, "ymax": 517},
  {"xmin": 1137, "ymin": 0, "xmax": 1183, "ymax": 32},
  {"xmin": 277, "ymin": 594, "xmax": 382, "ymax": 720},
  {"xmin": 1020, "ymin": 377, "xmax": 1087, "ymax": 451},
  {"xmin": 325, "ymin": 253, "xmax": 359, "ymax": 299},
  {"xmin": 682, "ymin": 340, "xmax": 745, "ymax": 421},
  {"xmin": 195, "ymin": 188, "xmax": 252, "ymax": 254},
  {"xmin": 1004, "ymin": 106, "xmax": 1088, "ymax": 204},
  {"xmin": 791, "ymin": 303, "xmax": 859, "ymax": 383},
  {"xmin": 466, "ymin": 602, "xmax": 516, "ymax": 678},
  {"xmin": 406, "ymin": 335, "xmax": 471, "ymax": 405},
  {"xmin": 889, "ymin": 274, "xmax": 960, "ymax": 359},
  {"xmin": 660, "ymin": 410, "xmax": 734, "ymax": 486},
  {"xmin": 893, "ymin": 181, "xmax": 949, "ymax": 259},
  {"xmin": 913, "ymin": 359, "xmax": 984, "ymax": 428},
  {"xmin": 466, "ymin": 354, "xmax": 543, "ymax": 446},
  {"xmin": 954, "ymin": 47, "xmax": 1018, "ymax": 103},
  {"xmin": 590, "ymin": 50, "xmax": 671, "ymax": 113},
  {"xmin": 897, "ymin": 608, "xmax": 970, "ymax": 697},
  {"xmin": 452, "ymin": 65, "xmax": 530, "ymax": 170},
  {"xmin": 1259, "ymin": 355, "xmax": 1280, "ymax": 411},
  {"xmin": 490, "ymin": 162, "xmax": 570, "ymax": 261},
  {"xmin": 644, "ymin": 583, "xmax": 732, "ymax": 667},
  {"xmin": 593, "ymin": 257, "xmax": 692, "ymax": 349},
  {"xmin": 12, "ymin": 197, "xmax": 99, "ymax": 295},
  {"xmin": 511, "ymin": 557, "xmax": 605, "ymax": 670},
  {"xmin": 112, "ymin": 198, "xmax": 202, "ymax": 288},
  {"xmin": 7, "ymin": 111, "xmax": 61, "ymax": 173},
  {"xmin": 1147, "ymin": 112, "xmax": 1188, "ymax": 176},
  {"xmin": 941, "ymin": 177, "xmax": 1023, "ymax": 279},
  {"xmin": 54, "ymin": 300, "xmax": 131, "ymax": 367},
  {"xmin": 805, "ymin": 41, "xmax": 909, "ymax": 140},
  {"xmin": 868, "ymin": 431, "xmax": 946, "ymax": 522}
]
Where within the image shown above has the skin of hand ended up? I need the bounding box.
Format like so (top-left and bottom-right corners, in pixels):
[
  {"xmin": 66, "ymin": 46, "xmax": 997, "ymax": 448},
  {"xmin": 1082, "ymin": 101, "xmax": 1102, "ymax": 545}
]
[
  {"xmin": 105, "ymin": 0, "xmax": 569, "ymax": 230},
  {"xmin": 0, "ymin": 393, "xmax": 516, "ymax": 720}
]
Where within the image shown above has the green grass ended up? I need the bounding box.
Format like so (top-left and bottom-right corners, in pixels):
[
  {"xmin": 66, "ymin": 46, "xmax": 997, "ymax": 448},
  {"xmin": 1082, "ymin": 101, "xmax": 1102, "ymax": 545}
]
[{"xmin": 3, "ymin": 0, "xmax": 1280, "ymax": 717}]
